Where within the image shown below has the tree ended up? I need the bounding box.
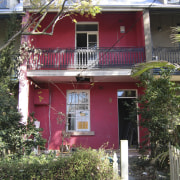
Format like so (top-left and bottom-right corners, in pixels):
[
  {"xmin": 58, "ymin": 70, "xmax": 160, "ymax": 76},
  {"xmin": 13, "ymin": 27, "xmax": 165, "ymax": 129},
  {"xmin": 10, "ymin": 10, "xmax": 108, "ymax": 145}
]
[
  {"xmin": 0, "ymin": 15, "xmax": 46, "ymax": 156},
  {"xmin": 131, "ymin": 64, "xmax": 180, "ymax": 168},
  {"xmin": 0, "ymin": 0, "xmax": 101, "ymax": 51}
]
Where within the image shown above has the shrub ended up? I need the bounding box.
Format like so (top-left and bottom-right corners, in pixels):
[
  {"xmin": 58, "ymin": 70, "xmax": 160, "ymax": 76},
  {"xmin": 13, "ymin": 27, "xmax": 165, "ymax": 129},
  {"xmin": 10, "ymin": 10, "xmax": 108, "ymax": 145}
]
[
  {"xmin": 0, "ymin": 148, "xmax": 117, "ymax": 179},
  {"xmin": 137, "ymin": 69, "xmax": 180, "ymax": 167}
]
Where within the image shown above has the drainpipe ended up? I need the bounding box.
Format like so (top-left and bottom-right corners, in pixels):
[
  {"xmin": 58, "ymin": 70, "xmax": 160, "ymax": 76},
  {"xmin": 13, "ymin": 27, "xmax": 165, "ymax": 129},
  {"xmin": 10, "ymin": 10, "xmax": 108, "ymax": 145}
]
[{"xmin": 143, "ymin": 9, "xmax": 152, "ymax": 62}]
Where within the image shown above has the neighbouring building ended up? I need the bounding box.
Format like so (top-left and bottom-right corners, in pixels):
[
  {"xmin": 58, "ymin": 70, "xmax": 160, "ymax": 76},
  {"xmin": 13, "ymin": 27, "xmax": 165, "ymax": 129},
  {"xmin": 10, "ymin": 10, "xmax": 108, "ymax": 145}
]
[
  {"xmin": 19, "ymin": 0, "xmax": 180, "ymax": 150},
  {"xmin": 0, "ymin": 0, "xmax": 23, "ymax": 47},
  {"xmin": 0, "ymin": 0, "xmax": 23, "ymax": 82}
]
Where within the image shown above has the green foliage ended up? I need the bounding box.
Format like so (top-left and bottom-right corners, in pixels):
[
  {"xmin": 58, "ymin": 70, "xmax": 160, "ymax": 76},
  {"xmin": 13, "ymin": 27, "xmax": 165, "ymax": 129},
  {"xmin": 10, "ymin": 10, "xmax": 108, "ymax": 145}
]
[
  {"xmin": 132, "ymin": 61, "xmax": 175, "ymax": 78},
  {"xmin": 0, "ymin": 15, "xmax": 46, "ymax": 157},
  {"xmin": 23, "ymin": 113, "xmax": 47, "ymax": 155},
  {"xmin": 171, "ymin": 26, "xmax": 180, "ymax": 43},
  {"xmin": 30, "ymin": 0, "xmax": 101, "ymax": 16},
  {"xmin": 0, "ymin": 112, "xmax": 46, "ymax": 156},
  {"xmin": 137, "ymin": 68, "xmax": 180, "ymax": 165},
  {"xmin": 66, "ymin": 148, "xmax": 114, "ymax": 180},
  {"xmin": 73, "ymin": 0, "xmax": 101, "ymax": 17},
  {"xmin": 0, "ymin": 15, "xmax": 22, "ymax": 155},
  {"xmin": 0, "ymin": 148, "xmax": 116, "ymax": 179}
]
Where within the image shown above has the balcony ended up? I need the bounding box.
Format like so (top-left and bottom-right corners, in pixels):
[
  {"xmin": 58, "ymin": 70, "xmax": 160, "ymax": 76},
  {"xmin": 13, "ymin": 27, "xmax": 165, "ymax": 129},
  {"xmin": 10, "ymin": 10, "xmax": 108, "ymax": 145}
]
[
  {"xmin": 27, "ymin": 47, "xmax": 146, "ymax": 70},
  {"xmin": 152, "ymin": 47, "xmax": 180, "ymax": 64},
  {"xmin": 152, "ymin": 47, "xmax": 180, "ymax": 77}
]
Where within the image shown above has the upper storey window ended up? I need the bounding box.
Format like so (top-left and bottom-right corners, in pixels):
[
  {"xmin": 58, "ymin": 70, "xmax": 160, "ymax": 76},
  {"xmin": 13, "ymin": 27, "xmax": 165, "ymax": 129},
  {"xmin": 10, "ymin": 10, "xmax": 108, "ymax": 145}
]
[{"xmin": 76, "ymin": 23, "xmax": 98, "ymax": 49}]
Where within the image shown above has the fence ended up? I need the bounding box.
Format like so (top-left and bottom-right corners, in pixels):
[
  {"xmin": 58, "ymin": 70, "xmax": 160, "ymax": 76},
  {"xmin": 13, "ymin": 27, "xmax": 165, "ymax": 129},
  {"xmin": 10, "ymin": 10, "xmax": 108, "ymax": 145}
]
[{"xmin": 169, "ymin": 144, "xmax": 180, "ymax": 180}]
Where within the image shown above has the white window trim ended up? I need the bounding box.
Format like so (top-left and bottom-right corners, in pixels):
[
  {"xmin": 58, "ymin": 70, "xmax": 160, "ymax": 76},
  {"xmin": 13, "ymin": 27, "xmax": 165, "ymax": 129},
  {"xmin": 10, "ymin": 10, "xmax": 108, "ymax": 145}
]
[
  {"xmin": 75, "ymin": 22, "xmax": 99, "ymax": 49},
  {"xmin": 66, "ymin": 90, "xmax": 91, "ymax": 132},
  {"xmin": 75, "ymin": 22, "xmax": 99, "ymax": 68}
]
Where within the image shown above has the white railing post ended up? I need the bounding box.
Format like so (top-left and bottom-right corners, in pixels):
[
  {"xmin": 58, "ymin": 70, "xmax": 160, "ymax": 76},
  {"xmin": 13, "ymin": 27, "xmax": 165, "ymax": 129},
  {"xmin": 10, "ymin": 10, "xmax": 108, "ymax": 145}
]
[
  {"xmin": 169, "ymin": 144, "xmax": 172, "ymax": 180},
  {"xmin": 169, "ymin": 144, "xmax": 180, "ymax": 180},
  {"xmin": 120, "ymin": 140, "xmax": 128, "ymax": 180}
]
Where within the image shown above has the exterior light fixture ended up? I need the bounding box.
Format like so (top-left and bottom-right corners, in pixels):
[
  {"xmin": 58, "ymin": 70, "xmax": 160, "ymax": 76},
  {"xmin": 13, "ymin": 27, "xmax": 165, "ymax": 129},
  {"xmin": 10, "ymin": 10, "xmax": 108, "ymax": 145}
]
[{"xmin": 120, "ymin": 26, "xmax": 125, "ymax": 33}]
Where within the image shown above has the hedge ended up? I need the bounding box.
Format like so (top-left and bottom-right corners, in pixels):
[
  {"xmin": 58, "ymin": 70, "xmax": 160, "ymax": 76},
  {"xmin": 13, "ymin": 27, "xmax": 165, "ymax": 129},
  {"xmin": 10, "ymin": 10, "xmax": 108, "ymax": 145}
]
[{"xmin": 0, "ymin": 148, "xmax": 118, "ymax": 180}]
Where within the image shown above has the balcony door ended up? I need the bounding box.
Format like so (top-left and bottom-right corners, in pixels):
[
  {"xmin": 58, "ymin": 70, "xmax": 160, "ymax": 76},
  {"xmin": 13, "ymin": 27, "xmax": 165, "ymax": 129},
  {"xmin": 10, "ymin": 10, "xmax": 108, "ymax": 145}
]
[{"xmin": 76, "ymin": 23, "xmax": 98, "ymax": 68}]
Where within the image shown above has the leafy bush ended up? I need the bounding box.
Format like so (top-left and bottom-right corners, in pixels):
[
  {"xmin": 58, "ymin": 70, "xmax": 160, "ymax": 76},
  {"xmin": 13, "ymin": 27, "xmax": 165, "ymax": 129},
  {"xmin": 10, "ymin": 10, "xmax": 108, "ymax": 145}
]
[
  {"xmin": 0, "ymin": 112, "xmax": 46, "ymax": 157},
  {"xmin": 0, "ymin": 148, "xmax": 117, "ymax": 179},
  {"xmin": 137, "ymin": 68, "xmax": 180, "ymax": 167},
  {"xmin": 0, "ymin": 15, "xmax": 46, "ymax": 157}
]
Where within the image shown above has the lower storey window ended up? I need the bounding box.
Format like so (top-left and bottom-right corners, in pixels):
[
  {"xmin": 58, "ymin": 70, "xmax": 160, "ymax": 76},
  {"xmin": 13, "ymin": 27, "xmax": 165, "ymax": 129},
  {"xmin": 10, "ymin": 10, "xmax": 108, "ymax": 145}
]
[{"xmin": 67, "ymin": 90, "xmax": 90, "ymax": 131}]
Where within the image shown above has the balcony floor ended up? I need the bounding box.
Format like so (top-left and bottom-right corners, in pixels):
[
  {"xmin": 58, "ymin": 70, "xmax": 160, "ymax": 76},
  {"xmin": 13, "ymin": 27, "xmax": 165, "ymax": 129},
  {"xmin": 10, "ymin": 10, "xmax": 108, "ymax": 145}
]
[{"xmin": 27, "ymin": 68, "xmax": 138, "ymax": 83}]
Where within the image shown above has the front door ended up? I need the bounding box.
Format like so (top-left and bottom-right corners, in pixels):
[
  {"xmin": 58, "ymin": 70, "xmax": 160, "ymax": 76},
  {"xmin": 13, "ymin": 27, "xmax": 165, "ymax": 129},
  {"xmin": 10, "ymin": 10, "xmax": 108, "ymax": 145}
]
[{"xmin": 118, "ymin": 90, "xmax": 138, "ymax": 147}]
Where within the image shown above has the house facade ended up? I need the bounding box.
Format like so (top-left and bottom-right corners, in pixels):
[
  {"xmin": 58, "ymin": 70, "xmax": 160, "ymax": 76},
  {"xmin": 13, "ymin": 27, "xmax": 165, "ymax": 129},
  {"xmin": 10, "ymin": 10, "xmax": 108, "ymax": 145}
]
[{"xmin": 19, "ymin": 0, "xmax": 180, "ymax": 150}]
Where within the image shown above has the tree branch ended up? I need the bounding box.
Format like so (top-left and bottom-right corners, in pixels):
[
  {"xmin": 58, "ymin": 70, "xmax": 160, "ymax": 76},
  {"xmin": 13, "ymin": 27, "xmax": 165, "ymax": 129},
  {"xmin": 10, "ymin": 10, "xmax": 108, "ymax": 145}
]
[
  {"xmin": 40, "ymin": 0, "xmax": 67, "ymax": 34},
  {"xmin": 0, "ymin": 31, "xmax": 20, "ymax": 51},
  {"xmin": 0, "ymin": 0, "xmax": 100, "ymax": 52}
]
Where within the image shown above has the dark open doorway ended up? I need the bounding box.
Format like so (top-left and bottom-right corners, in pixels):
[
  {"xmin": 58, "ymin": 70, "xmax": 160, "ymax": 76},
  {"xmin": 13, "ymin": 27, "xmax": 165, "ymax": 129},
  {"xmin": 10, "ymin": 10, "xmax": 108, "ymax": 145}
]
[{"xmin": 118, "ymin": 90, "xmax": 138, "ymax": 148}]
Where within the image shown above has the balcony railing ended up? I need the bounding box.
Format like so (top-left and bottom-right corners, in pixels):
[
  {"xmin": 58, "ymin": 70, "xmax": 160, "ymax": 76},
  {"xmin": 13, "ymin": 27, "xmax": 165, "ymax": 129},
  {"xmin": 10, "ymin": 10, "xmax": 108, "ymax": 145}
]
[
  {"xmin": 27, "ymin": 47, "xmax": 145, "ymax": 70},
  {"xmin": 152, "ymin": 47, "xmax": 180, "ymax": 63}
]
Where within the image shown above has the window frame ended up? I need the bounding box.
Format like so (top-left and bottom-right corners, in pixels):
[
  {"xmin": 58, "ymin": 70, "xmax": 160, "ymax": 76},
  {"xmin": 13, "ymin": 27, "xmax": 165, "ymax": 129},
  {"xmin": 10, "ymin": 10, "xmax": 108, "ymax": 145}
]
[
  {"xmin": 75, "ymin": 22, "xmax": 99, "ymax": 68},
  {"xmin": 75, "ymin": 22, "xmax": 99, "ymax": 49},
  {"xmin": 66, "ymin": 90, "xmax": 90, "ymax": 132}
]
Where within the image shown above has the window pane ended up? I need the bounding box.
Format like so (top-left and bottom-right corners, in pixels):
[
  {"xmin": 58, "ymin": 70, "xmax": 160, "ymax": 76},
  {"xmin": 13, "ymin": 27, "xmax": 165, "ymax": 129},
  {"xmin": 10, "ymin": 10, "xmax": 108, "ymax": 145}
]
[
  {"xmin": 88, "ymin": 43, "xmax": 97, "ymax": 49},
  {"xmin": 77, "ymin": 104, "xmax": 88, "ymax": 110},
  {"xmin": 118, "ymin": 90, "xmax": 136, "ymax": 97},
  {"xmin": 67, "ymin": 93, "xmax": 73, "ymax": 104},
  {"xmin": 76, "ymin": 110, "xmax": 89, "ymax": 121},
  {"xmin": 79, "ymin": 92, "xmax": 88, "ymax": 103},
  {"xmin": 67, "ymin": 105, "xmax": 76, "ymax": 112},
  {"xmin": 77, "ymin": 24, "xmax": 98, "ymax": 31},
  {"xmin": 67, "ymin": 92, "xmax": 78, "ymax": 104},
  {"xmin": 68, "ymin": 114, "xmax": 75, "ymax": 130},
  {"xmin": 89, "ymin": 35, "xmax": 97, "ymax": 42},
  {"xmin": 78, "ymin": 121, "xmax": 88, "ymax": 130},
  {"xmin": 77, "ymin": 33, "xmax": 87, "ymax": 48}
]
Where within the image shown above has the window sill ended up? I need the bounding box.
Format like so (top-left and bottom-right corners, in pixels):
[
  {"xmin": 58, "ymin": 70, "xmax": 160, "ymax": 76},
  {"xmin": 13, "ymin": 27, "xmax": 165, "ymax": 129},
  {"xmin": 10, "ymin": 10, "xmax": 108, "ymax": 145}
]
[{"xmin": 68, "ymin": 131, "xmax": 95, "ymax": 136}]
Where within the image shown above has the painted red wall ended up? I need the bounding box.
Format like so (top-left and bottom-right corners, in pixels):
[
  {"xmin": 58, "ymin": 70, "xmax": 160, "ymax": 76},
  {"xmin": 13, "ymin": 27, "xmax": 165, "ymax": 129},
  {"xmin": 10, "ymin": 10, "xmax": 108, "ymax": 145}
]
[
  {"xmin": 30, "ymin": 12, "xmax": 145, "ymax": 49},
  {"xmin": 26, "ymin": 11, "xmax": 146, "ymax": 150},
  {"xmin": 28, "ymin": 82, "xmax": 35, "ymax": 115},
  {"xmin": 28, "ymin": 81, "xmax": 143, "ymax": 150},
  {"xmin": 135, "ymin": 11, "xmax": 145, "ymax": 47}
]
